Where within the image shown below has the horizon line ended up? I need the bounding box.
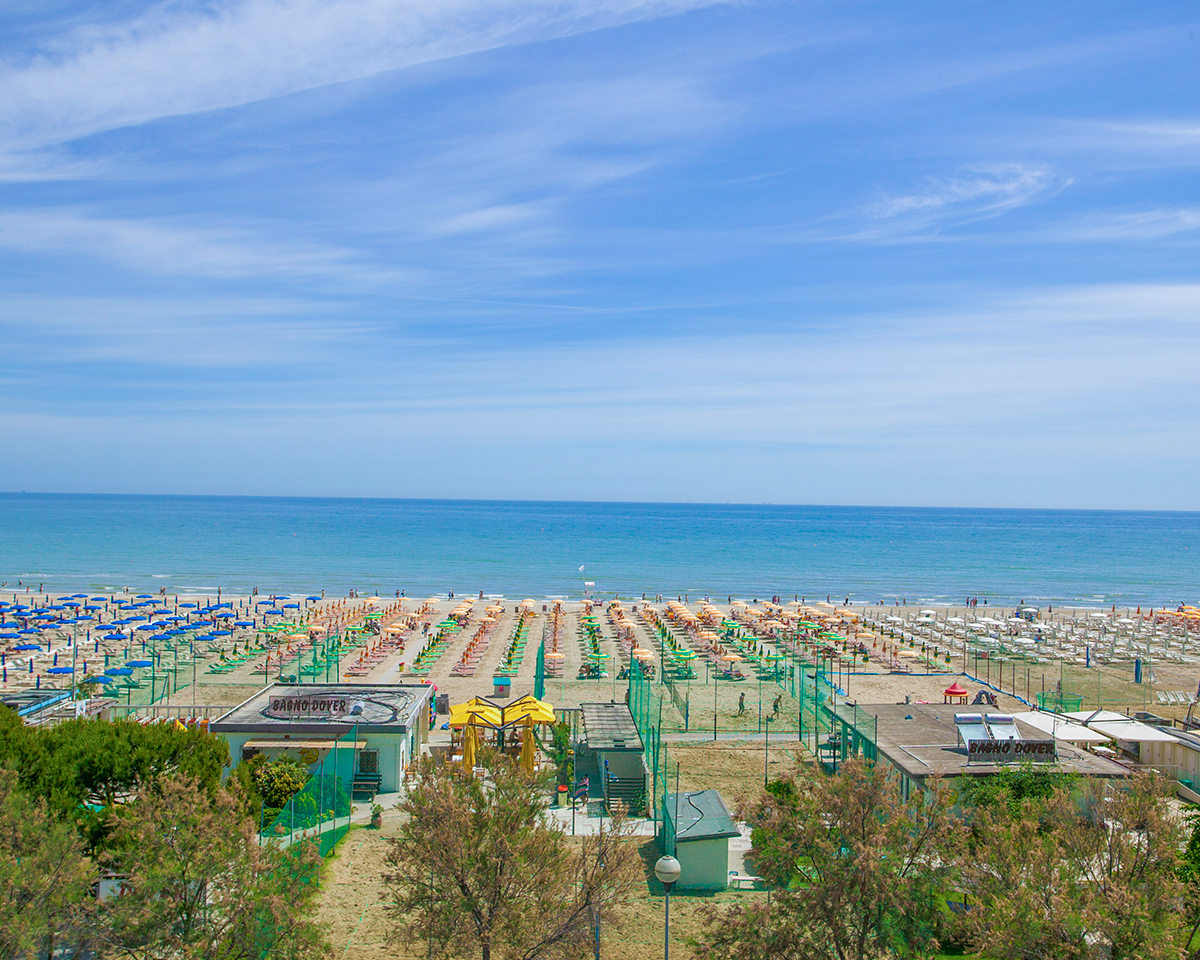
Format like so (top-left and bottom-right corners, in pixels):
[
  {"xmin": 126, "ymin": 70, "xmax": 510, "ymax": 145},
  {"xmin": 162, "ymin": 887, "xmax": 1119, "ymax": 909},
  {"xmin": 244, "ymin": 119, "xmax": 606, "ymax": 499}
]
[{"xmin": 2, "ymin": 490, "xmax": 1198, "ymax": 515}]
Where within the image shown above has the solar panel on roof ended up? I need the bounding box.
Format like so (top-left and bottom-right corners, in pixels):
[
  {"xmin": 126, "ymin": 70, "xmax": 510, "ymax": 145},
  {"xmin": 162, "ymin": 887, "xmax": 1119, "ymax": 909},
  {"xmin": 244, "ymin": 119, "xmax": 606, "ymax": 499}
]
[
  {"xmin": 985, "ymin": 714, "xmax": 1021, "ymax": 740},
  {"xmin": 954, "ymin": 713, "xmax": 992, "ymax": 748}
]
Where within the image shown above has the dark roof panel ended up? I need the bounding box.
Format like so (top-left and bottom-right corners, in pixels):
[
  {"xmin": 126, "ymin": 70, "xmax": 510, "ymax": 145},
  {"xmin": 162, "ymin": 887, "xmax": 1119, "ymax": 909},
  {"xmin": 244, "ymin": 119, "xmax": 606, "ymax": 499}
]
[
  {"xmin": 579, "ymin": 702, "xmax": 643, "ymax": 751},
  {"xmin": 664, "ymin": 789, "xmax": 740, "ymax": 842}
]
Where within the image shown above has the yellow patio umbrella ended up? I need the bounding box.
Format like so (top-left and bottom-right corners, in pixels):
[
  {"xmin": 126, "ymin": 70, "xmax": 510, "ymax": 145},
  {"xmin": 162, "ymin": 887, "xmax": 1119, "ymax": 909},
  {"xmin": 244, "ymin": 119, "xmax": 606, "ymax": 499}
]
[
  {"xmin": 461, "ymin": 724, "xmax": 478, "ymax": 769},
  {"xmin": 448, "ymin": 699, "xmax": 503, "ymax": 729},
  {"xmin": 503, "ymin": 695, "xmax": 556, "ymax": 727},
  {"xmin": 519, "ymin": 726, "xmax": 536, "ymax": 774}
]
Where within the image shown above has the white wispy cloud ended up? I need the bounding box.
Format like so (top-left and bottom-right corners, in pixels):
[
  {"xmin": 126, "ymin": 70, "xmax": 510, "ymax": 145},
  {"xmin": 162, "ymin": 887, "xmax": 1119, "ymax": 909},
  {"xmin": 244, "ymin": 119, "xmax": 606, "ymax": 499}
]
[
  {"xmin": 0, "ymin": 208, "xmax": 402, "ymax": 283},
  {"xmin": 866, "ymin": 163, "xmax": 1068, "ymax": 228},
  {"xmin": 1038, "ymin": 207, "xmax": 1200, "ymax": 242},
  {"xmin": 0, "ymin": 0, "xmax": 720, "ymax": 152}
]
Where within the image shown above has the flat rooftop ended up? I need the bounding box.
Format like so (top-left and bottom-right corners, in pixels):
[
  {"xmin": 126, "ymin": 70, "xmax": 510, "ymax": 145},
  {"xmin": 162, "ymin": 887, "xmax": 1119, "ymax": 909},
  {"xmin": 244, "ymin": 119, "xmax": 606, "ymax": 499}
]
[
  {"xmin": 579, "ymin": 702, "xmax": 643, "ymax": 752},
  {"xmin": 664, "ymin": 789, "xmax": 740, "ymax": 843},
  {"xmin": 855, "ymin": 703, "xmax": 1129, "ymax": 781},
  {"xmin": 211, "ymin": 683, "xmax": 432, "ymax": 737}
]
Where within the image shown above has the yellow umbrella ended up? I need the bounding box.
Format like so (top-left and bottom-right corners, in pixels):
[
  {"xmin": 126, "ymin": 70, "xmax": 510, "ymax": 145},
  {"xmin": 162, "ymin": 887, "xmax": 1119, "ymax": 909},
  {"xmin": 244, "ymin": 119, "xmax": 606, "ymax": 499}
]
[
  {"xmin": 448, "ymin": 699, "xmax": 503, "ymax": 729},
  {"xmin": 503, "ymin": 695, "xmax": 556, "ymax": 727},
  {"xmin": 461, "ymin": 724, "xmax": 478, "ymax": 769},
  {"xmin": 519, "ymin": 726, "xmax": 536, "ymax": 774}
]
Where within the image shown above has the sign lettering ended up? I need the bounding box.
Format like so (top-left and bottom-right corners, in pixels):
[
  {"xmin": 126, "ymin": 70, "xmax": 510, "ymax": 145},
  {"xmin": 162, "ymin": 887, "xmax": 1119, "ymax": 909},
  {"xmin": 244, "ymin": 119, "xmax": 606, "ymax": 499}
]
[
  {"xmin": 967, "ymin": 739, "xmax": 1056, "ymax": 763},
  {"xmin": 266, "ymin": 697, "xmax": 350, "ymax": 719}
]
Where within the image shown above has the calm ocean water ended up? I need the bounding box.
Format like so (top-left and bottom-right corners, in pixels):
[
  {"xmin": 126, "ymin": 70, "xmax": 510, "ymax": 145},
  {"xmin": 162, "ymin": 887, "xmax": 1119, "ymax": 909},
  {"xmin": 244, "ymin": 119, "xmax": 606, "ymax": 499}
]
[{"xmin": 0, "ymin": 494, "xmax": 1196, "ymax": 607}]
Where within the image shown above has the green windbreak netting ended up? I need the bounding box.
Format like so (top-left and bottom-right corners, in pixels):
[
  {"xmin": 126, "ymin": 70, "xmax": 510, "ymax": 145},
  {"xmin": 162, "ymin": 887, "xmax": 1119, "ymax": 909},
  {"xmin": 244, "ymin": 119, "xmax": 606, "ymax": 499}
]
[
  {"xmin": 261, "ymin": 725, "xmax": 359, "ymax": 851},
  {"xmin": 628, "ymin": 659, "xmax": 674, "ymax": 852},
  {"xmin": 534, "ymin": 638, "xmax": 546, "ymax": 701}
]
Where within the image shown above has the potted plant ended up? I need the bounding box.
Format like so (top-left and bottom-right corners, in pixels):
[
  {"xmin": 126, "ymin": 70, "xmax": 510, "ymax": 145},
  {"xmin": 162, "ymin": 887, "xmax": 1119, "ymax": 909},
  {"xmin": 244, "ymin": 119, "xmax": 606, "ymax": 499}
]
[{"xmin": 370, "ymin": 803, "xmax": 383, "ymax": 829}]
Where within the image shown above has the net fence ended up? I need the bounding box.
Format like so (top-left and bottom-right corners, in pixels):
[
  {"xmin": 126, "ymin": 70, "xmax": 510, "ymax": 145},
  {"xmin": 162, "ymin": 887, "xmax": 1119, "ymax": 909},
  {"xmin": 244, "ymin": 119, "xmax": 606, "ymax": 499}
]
[{"xmin": 260, "ymin": 725, "xmax": 359, "ymax": 852}]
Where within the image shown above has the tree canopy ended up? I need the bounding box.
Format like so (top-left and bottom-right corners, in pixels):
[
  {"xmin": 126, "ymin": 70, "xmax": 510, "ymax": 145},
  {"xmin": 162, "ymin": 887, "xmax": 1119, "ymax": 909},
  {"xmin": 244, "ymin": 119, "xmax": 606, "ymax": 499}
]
[{"xmin": 385, "ymin": 748, "xmax": 640, "ymax": 960}]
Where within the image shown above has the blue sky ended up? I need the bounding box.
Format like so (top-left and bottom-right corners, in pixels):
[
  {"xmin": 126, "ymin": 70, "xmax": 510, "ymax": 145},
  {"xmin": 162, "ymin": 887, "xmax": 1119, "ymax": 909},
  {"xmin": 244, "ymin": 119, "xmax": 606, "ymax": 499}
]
[{"xmin": 1, "ymin": 1, "xmax": 1198, "ymax": 508}]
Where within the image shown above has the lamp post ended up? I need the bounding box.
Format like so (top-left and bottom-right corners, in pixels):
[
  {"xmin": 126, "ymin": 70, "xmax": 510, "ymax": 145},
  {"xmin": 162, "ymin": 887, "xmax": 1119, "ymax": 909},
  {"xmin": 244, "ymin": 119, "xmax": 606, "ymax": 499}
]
[{"xmin": 653, "ymin": 855, "xmax": 681, "ymax": 960}]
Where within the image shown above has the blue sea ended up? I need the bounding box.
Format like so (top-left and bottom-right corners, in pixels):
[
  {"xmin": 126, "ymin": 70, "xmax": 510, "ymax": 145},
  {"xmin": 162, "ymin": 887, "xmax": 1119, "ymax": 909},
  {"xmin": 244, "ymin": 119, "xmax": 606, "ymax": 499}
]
[{"xmin": 0, "ymin": 494, "xmax": 1197, "ymax": 607}]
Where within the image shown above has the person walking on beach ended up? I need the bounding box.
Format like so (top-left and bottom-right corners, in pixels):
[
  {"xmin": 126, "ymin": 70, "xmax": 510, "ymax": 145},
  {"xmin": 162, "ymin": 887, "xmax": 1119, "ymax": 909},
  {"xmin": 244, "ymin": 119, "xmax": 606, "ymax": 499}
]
[
  {"xmin": 737, "ymin": 692, "xmax": 745, "ymax": 716},
  {"xmin": 772, "ymin": 695, "xmax": 782, "ymax": 718}
]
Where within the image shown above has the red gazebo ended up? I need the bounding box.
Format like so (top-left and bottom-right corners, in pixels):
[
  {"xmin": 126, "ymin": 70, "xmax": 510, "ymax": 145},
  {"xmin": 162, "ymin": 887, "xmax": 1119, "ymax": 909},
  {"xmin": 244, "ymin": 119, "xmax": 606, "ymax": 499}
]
[{"xmin": 943, "ymin": 681, "xmax": 969, "ymax": 704}]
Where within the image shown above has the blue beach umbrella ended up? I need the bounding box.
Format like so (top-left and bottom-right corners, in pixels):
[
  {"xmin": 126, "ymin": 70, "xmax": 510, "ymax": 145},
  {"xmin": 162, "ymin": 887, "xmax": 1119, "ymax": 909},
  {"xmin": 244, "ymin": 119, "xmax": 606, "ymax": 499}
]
[
  {"xmin": 211, "ymin": 630, "xmax": 232, "ymax": 637},
  {"xmin": 234, "ymin": 621, "xmax": 255, "ymax": 627},
  {"xmin": 0, "ymin": 632, "xmax": 20, "ymax": 640},
  {"xmin": 104, "ymin": 667, "xmax": 133, "ymax": 677},
  {"xmin": 47, "ymin": 666, "xmax": 74, "ymax": 674},
  {"xmin": 14, "ymin": 643, "xmax": 40, "ymax": 651},
  {"xmin": 82, "ymin": 675, "xmax": 113, "ymax": 684},
  {"xmin": 126, "ymin": 659, "xmax": 154, "ymax": 668}
]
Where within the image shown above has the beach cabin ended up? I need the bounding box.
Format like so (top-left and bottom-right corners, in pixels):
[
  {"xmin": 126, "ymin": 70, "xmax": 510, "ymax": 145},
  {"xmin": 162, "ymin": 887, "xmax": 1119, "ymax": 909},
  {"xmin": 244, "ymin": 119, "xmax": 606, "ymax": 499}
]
[
  {"xmin": 662, "ymin": 789, "xmax": 741, "ymax": 891},
  {"xmin": 851, "ymin": 703, "xmax": 1128, "ymax": 800},
  {"xmin": 211, "ymin": 683, "xmax": 433, "ymax": 796},
  {"xmin": 576, "ymin": 702, "xmax": 646, "ymax": 814}
]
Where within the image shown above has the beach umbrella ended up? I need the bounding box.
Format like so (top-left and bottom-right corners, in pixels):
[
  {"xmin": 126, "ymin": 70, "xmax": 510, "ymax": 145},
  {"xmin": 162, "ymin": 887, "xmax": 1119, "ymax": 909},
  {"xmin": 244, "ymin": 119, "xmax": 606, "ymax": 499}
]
[
  {"xmin": 461, "ymin": 725, "xmax": 478, "ymax": 769},
  {"xmin": 126, "ymin": 659, "xmax": 154, "ymax": 668},
  {"xmin": 13, "ymin": 643, "xmax": 40, "ymax": 651},
  {"xmin": 103, "ymin": 633, "xmax": 125, "ymax": 641},
  {"xmin": 519, "ymin": 726, "xmax": 536, "ymax": 774},
  {"xmin": 82, "ymin": 675, "xmax": 113, "ymax": 684},
  {"xmin": 104, "ymin": 667, "xmax": 133, "ymax": 677},
  {"xmin": 47, "ymin": 666, "xmax": 74, "ymax": 674}
]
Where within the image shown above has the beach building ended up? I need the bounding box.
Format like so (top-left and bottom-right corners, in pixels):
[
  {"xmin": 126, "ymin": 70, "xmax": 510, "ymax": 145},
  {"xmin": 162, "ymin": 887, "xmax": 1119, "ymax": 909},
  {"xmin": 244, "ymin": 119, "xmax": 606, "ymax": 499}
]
[
  {"xmin": 1047, "ymin": 708, "xmax": 1199, "ymax": 797},
  {"xmin": 848, "ymin": 703, "xmax": 1127, "ymax": 797},
  {"xmin": 211, "ymin": 683, "xmax": 433, "ymax": 794},
  {"xmin": 575, "ymin": 702, "xmax": 647, "ymax": 813},
  {"xmin": 662, "ymin": 792, "xmax": 744, "ymax": 897},
  {"xmin": 661, "ymin": 789, "xmax": 742, "ymax": 891}
]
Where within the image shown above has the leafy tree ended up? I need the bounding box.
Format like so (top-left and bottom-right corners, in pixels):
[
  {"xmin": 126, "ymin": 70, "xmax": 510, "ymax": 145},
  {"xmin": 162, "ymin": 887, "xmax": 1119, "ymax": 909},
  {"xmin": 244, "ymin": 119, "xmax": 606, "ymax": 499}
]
[
  {"xmin": 960, "ymin": 764, "xmax": 1078, "ymax": 814},
  {"xmin": 1179, "ymin": 804, "xmax": 1200, "ymax": 960},
  {"xmin": 251, "ymin": 755, "xmax": 311, "ymax": 809},
  {"xmin": 700, "ymin": 757, "xmax": 964, "ymax": 960},
  {"xmin": 97, "ymin": 774, "xmax": 331, "ymax": 960},
  {"xmin": 538, "ymin": 722, "xmax": 574, "ymax": 788},
  {"xmin": 0, "ymin": 768, "xmax": 97, "ymax": 959},
  {"xmin": 384, "ymin": 748, "xmax": 640, "ymax": 960},
  {"xmin": 962, "ymin": 771, "xmax": 1185, "ymax": 960},
  {"xmin": 0, "ymin": 711, "xmax": 227, "ymax": 849}
]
